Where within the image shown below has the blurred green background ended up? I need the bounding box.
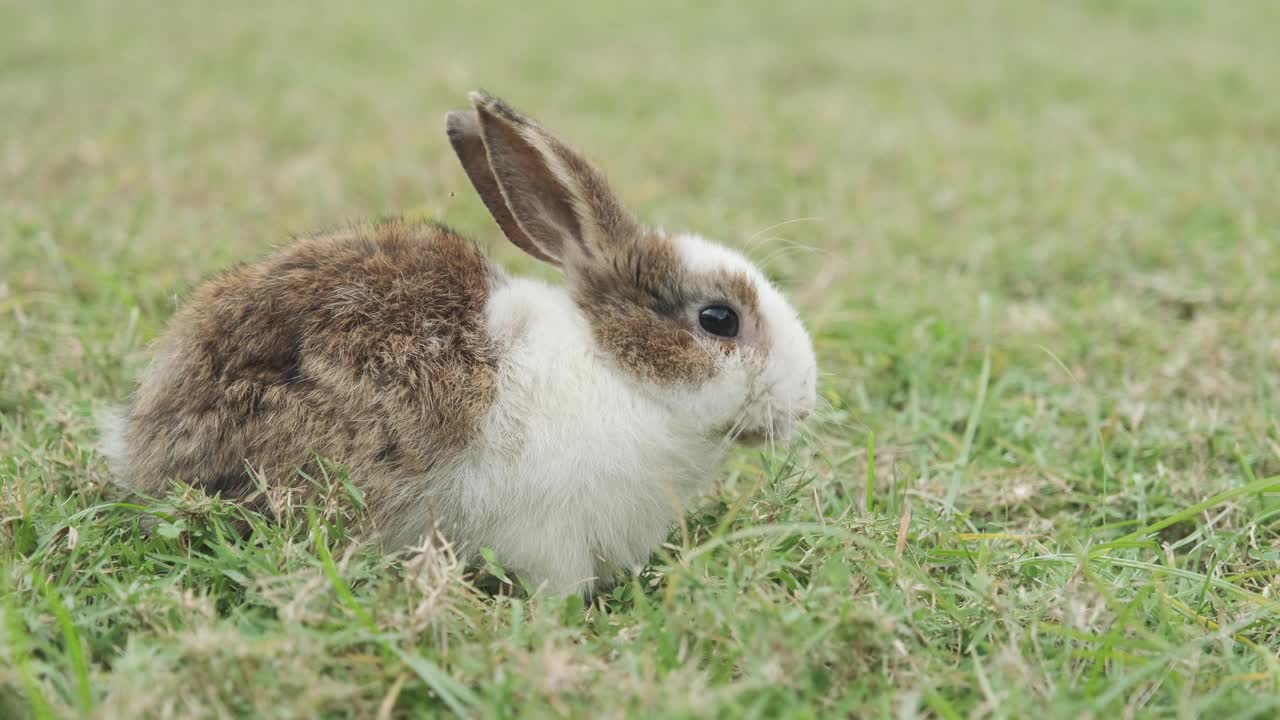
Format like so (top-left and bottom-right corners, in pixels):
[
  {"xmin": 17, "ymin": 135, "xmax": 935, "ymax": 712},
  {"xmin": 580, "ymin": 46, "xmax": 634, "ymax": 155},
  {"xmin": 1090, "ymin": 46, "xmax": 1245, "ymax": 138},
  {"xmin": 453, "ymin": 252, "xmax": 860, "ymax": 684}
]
[{"xmin": 3, "ymin": 1, "xmax": 1279, "ymax": 717}]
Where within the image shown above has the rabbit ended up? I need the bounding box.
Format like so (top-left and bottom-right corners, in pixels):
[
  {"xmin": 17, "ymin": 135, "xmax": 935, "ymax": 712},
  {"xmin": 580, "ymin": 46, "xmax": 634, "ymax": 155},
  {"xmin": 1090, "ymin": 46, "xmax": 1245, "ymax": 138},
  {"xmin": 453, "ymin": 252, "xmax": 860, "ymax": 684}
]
[{"xmin": 100, "ymin": 91, "xmax": 818, "ymax": 595}]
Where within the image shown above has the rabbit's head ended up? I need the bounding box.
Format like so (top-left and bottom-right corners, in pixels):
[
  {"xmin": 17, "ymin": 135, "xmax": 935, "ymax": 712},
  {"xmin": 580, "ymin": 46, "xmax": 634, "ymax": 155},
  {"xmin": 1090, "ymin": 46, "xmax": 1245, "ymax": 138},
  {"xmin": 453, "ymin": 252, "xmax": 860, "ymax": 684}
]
[{"xmin": 448, "ymin": 91, "xmax": 816, "ymax": 447}]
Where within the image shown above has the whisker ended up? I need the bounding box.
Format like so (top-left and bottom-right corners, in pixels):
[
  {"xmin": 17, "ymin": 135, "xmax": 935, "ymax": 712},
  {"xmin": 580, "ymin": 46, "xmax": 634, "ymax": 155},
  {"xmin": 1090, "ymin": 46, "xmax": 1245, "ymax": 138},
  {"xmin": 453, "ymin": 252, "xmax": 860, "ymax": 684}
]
[
  {"xmin": 752, "ymin": 243, "xmax": 830, "ymax": 273},
  {"xmin": 718, "ymin": 408, "xmax": 753, "ymax": 450},
  {"xmin": 754, "ymin": 239, "xmax": 826, "ymax": 259},
  {"xmin": 744, "ymin": 216, "xmax": 824, "ymax": 251},
  {"xmin": 716, "ymin": 373, "xmax": 764, "ymax": 450},
  {"xmin": 721, "ymin": 366, "xmax": 782, "ymax": 448},
  {"xmin": 765, "ymin": 398, "xmax": 778, "ymax": 458}
]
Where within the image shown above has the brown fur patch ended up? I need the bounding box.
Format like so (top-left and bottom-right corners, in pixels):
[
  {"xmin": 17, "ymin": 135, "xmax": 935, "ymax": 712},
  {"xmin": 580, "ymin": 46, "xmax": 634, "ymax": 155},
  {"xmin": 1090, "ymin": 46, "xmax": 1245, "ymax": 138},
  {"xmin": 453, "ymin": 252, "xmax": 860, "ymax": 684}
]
[
  {"xmin": 571, "ymin": 231, "xmax": 762, "ymax": 383},
  {"xmin": 120, "ymin": 219, "xmax": 500, "ymax": 530}
]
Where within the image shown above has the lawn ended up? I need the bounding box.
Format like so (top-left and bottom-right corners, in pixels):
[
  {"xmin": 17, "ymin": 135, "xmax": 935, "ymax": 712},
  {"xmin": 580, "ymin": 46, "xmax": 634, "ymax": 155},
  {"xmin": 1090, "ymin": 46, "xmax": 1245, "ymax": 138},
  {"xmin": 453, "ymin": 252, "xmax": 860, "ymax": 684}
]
[{"xmin": 3, "ymin": 1, "xmax": 1280, "ymax": 717}]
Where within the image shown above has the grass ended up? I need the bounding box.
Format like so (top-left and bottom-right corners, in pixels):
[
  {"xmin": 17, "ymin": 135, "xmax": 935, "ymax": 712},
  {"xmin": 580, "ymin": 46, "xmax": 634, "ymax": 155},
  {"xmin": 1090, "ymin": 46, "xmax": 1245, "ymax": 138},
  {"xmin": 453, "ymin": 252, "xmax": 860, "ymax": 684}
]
[{"xmin": 3, "ymin": 0, "xmax": 1280, "ymax": 717}]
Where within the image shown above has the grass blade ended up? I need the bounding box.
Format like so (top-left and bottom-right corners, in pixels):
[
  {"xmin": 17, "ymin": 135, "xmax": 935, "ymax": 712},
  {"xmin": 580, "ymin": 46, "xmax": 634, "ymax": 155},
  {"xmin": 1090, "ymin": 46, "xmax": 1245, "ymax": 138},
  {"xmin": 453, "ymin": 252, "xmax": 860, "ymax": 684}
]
[
  {"xmin": 38, "ymin": 578, "xmax": 94, "ymax": 714},
  {"xmin": 311, "ymin": 513, "xmax": 376, "ymax": 632},
  {"xmin": 864, "ymin": 431, "xmax": 876, "ymax": 514},
  {"xmin": 957, "ymin": 346, "xmax": 991, "ymax": 467},
  {"xmin": 310, "ymin": 512, "xmax": 476, "ymax": 717},
  {"xmin": 3, "ymin": 579, "xmax": 56, "ymax": 720},
  {"xmin": 390, "ymin": 647, "xmax": 480, "ymax": 718},
  {"xmin": 1091, "ymin": 474, "xmax": 1280, "ymax": 555}
]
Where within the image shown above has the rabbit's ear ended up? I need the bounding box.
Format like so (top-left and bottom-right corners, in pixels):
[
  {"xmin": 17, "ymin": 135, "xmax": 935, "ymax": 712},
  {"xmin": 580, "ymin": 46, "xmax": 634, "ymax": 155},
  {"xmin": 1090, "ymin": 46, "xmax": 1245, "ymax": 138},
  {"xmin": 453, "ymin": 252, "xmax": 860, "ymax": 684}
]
[
  {"xmin": 452, "ymin": 91, "xmax": 640, "ymax": 267},
  {"xmin": 447, "ymin": 107, "xmax": 559, "ymax": 266}
]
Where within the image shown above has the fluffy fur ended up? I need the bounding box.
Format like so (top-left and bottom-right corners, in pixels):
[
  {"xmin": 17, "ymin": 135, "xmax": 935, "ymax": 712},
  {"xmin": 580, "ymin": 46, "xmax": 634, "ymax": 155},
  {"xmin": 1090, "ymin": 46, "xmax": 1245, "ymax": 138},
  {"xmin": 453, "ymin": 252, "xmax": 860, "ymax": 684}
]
[
  {"xmin": 103, "ymin": 91, "xmax": 817, "ymax": 595},
  {"xmin": 106, "ymin": 222, "xmax": 501, "ymax": 527}
]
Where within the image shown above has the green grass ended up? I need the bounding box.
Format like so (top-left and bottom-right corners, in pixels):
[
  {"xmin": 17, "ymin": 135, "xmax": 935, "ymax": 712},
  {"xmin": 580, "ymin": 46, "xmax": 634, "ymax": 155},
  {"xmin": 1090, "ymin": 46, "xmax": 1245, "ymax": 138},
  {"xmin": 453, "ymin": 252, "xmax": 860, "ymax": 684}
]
[{"xmin": 3, "ymin": 0, "xmax": 1280, "ymax": 717}]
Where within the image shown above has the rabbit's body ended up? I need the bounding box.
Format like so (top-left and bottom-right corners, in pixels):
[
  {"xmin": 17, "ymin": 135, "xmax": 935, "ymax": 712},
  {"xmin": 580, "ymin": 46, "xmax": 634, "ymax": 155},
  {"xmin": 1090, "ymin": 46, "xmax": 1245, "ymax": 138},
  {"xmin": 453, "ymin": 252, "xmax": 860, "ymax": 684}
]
[
  {"xmin": 105, "ymin": 92, "xmax": 817, "ymax": 594},
  {"xmin": 110, "ymin": 223, "xmax": 499, "ymax": 514}
]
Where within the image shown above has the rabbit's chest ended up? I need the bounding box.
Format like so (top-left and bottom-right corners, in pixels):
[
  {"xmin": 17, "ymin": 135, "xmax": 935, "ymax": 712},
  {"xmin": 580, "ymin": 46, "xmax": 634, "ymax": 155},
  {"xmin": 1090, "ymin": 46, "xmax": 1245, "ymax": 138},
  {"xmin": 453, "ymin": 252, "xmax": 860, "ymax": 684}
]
[
  {"xmin": 433, "ymin": 276, "xmax": 726, "ymax": 593},
  {"xmin": 451, "ymin": 412, "xmax": 722, "ymax": 593}
]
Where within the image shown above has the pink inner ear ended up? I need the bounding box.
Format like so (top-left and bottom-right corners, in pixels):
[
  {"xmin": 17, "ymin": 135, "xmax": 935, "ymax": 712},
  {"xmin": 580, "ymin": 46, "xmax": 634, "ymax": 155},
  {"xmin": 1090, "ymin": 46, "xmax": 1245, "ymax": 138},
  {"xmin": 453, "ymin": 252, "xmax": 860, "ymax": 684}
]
[{"xmin": 446, "ymin": 110, "xmax": 561, "ymax": 267}]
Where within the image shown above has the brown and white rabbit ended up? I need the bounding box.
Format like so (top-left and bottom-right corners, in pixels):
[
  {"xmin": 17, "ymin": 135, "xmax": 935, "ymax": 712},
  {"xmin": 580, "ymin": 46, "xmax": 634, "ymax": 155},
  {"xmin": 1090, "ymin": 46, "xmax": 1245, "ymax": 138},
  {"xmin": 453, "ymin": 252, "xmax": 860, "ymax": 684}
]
[{"xmin": 101, "ymin": 91, "xmax": 818, "ymax": 595}]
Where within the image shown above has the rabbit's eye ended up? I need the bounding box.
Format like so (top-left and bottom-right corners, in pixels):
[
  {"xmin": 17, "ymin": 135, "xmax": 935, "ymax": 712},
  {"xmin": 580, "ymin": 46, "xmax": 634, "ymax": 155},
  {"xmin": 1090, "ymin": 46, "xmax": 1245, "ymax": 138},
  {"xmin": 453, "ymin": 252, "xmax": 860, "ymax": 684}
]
[{"xmin": 698, "ymin": 305, "xmax": 739, "ymax": 338}]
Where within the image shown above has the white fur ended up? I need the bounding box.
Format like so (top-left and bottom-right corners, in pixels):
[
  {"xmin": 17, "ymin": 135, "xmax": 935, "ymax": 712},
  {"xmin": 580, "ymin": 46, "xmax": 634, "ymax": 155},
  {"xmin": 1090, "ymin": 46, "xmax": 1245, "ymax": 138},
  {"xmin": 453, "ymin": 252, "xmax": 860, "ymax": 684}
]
[
  {"xmin": 96, "ymin": 406, "xmax": 130, "ymax": 481},
  {"xmin": 427, "ymin": 278, "xmax": 726, "ymax": 593},
  {"xmin": 409, "ymin": 234, "xmax": 817, "ymax": 596}
]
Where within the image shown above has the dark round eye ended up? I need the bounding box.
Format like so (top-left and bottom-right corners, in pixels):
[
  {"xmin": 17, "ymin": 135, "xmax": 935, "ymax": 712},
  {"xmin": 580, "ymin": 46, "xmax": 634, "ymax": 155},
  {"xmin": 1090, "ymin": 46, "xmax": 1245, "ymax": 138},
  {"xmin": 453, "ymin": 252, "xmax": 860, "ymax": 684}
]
[{"xmin": 698, "ymin": 305, "xmax": 739, "ymax": 338}]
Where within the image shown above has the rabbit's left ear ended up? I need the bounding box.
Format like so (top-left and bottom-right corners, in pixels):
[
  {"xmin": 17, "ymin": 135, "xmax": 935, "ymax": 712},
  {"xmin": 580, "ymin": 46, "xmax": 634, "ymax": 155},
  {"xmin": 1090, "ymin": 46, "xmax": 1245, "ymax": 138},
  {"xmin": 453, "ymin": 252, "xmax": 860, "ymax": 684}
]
[
  {"xmin": 446, "ymin": 91, "xmax": 639, "ymax": 268},
  {"xmin": 447, "ymin": 106, "xmax": 559, "ymax": 266}
]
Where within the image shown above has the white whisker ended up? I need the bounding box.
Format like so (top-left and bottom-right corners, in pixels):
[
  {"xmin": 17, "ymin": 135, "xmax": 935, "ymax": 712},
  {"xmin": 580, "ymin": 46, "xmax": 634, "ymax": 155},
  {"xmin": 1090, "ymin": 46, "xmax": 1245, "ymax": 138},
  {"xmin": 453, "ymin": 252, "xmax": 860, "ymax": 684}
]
[{"xmin": 744, "ymin": 216, "xmax": 823, "ymax": 251}]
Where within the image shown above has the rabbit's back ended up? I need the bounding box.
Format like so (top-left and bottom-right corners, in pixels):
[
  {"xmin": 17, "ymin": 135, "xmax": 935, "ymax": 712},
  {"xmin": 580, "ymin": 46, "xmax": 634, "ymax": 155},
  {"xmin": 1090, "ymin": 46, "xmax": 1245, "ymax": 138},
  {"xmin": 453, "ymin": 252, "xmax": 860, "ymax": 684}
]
[{"xmin": 110, "ymin": 220, "xmax": 502, "ymax": 514}]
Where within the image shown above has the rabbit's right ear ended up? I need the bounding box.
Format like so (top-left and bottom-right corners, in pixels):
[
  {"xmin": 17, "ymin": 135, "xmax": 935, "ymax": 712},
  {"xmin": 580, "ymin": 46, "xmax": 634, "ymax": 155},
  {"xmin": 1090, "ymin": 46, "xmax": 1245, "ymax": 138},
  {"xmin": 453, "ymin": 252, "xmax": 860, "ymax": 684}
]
[
  {"xmin": 446, "ymin": 107, "xmax": 560, "ymax": 266},
  {"xmin": 447, "ymin": 91, "xmax": 640, "ymax": 268}
]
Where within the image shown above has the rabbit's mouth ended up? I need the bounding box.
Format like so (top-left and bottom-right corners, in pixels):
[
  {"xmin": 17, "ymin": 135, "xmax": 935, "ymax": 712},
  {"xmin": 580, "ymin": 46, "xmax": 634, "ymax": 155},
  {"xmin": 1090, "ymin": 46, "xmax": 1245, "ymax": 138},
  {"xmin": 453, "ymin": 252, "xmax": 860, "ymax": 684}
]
[
  {"xmin": 714, "ymin": 403, "xmax": 810, "ymax": 446},
  {"xmin": 723, "ymin": 417, "xmax": 800, "ymax": 447},
  {"xmin": 711, "ymin": 422, "xmax": 770, "ymax": 446}
]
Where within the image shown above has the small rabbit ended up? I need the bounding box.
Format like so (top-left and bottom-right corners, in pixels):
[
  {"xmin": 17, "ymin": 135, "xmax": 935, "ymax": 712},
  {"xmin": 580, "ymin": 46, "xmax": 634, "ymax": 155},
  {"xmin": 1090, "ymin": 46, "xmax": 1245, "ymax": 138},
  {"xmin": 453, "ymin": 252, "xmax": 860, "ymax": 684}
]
[{"xmin": 101, "ymin": 91, "xmax": 817, "ymax": 595}]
